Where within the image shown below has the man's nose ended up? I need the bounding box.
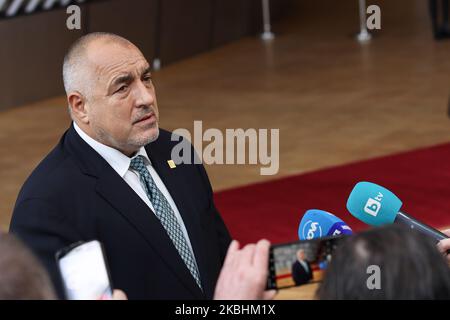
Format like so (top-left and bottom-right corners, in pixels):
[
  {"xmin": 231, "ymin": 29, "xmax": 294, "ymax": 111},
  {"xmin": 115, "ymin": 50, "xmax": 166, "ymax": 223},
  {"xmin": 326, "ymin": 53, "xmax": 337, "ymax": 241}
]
[{"xmin": 134, "ymin": 81, "xmax": 154, "ymax": 107}]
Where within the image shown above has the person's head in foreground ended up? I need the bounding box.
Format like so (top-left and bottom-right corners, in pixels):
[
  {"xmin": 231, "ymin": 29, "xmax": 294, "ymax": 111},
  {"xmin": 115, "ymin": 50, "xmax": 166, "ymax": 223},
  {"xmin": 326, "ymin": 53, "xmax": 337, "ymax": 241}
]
[
  {"xmin": 0, "ymin": 232, "xmax": 56, "ymax": 300},
  {"xmin": 0, "ymin": 233, "xmax": 129, "ymax": 300},
  {"xmin": 317, "ymin": 224, "xmax": 450, "ymax": 299},
  {"xmin": 63, "ymin": 32, "xmax": 159, "ymax": 157}
]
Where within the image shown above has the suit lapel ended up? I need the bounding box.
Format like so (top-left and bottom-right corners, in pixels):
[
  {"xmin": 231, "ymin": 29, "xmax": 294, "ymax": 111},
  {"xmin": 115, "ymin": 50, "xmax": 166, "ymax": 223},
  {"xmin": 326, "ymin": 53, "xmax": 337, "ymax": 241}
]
[
  {"xmin": 64, "ymin": 125, "xmax": 204, "ymax": 299},
  {"xmin": 95, "ymin": 172, "xmax": 205, "ymax": 299}
]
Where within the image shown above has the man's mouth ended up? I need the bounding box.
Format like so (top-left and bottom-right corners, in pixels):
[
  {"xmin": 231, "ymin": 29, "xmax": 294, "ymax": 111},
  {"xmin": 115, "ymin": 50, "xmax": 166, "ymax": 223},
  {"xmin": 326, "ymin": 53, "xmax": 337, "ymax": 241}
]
[{"xmin": 133, "ymin": 113, "xmax": 156, "ymax": 125}]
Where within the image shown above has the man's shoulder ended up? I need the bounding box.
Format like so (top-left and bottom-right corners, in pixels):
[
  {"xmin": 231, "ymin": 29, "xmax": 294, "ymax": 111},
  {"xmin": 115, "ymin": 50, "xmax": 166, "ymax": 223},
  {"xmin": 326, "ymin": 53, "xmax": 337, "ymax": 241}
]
[{"xmin": 15, "ymin": 137, "xmax": 83, "ymax": 204}]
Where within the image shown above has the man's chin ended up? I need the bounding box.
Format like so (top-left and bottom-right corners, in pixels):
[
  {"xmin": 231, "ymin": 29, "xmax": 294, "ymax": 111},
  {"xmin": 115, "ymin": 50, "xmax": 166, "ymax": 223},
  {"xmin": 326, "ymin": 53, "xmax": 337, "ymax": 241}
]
[
  {"xmin": 141, "ymin": 127, "xmax": 160, "ymax": 146},
  {"xmin": 128, "ymin": 126, "xmax": 160, "ymax": 149},
  {"xmin": 148, "ymin": 127, "xmax": 160, "ymax": 143}
]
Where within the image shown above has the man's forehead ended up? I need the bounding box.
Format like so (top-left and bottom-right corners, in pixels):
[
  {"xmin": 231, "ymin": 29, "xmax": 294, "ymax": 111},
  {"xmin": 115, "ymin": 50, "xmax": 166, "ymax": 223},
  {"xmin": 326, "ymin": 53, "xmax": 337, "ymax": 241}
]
[{"xmin": 86, "ymin": 41, "xmax": 149, "ymax": 78}]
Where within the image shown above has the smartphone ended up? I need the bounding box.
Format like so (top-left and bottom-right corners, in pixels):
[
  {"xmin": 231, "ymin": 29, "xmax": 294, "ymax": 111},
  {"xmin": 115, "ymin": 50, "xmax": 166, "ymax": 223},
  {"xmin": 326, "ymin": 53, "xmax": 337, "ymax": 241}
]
[
  {"xmin": 56, "ymin": 240, "xmax": 113, "ymax": 300},
  {"xmin": 267, "ymin": 235, "xmax": 347, "ymax": 290}
]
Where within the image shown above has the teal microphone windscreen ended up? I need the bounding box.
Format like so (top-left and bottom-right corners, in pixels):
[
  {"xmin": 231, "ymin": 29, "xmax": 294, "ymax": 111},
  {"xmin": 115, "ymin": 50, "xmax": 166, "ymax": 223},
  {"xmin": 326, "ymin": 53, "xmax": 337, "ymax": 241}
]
[{"xmin": 346, "ymin": 181, "xmax": 403, "ymax": 226}]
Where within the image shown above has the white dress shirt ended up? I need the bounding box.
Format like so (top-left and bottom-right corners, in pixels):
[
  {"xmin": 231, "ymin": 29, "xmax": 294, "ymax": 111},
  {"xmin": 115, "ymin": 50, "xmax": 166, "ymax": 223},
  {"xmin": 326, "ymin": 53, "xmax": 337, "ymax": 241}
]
[{"xmin": 73, "ymin": 122, "xmax": 197, "ymax": 260}]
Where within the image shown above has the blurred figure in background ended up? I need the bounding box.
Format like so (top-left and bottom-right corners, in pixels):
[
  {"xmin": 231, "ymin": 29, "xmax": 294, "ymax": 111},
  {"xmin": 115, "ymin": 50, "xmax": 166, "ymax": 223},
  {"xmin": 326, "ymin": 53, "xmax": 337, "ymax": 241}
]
[
  {"xmin": 317, "ymin": 224, "xmax": 450, "ymax": 299},
  {"xmin": 0, "ymin": 232, "xmax": 56, "ymax": 299},
  {"xmin": 0, "ymin": 232, "xmax": 127, "ymax": 300},
  {"xmin": 291, "ymin": 249, "xmax": 313, "ymax": 286}
]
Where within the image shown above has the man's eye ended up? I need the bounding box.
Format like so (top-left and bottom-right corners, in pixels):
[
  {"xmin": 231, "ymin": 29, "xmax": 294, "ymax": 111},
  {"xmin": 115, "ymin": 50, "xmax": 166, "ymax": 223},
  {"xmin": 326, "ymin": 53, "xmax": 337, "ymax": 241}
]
[
  {"xmin": 143, "ymin": 76, "xmax": 152, "ymax": 82},
  {"xmin": 116, "ymin": 85, "xmax": 128, "ymax": 93}
]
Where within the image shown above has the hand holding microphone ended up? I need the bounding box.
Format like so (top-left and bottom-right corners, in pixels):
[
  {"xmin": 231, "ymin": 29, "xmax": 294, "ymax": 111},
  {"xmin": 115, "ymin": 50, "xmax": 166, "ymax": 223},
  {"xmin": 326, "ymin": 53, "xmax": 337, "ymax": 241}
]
[
  {"xmin": 437, "ymin": 229, "xmax": 450, "ymax": 263},
  {"xmin": 346, "ymin": 181, "xmax": 449, "ymax": 242}
]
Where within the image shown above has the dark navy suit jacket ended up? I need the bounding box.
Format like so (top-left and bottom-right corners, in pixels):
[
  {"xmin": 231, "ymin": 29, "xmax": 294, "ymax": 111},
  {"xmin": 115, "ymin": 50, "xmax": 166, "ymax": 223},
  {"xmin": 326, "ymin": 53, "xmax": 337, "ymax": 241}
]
[{"xmin": 10, "ymin": 124, "xmax": 231, "ymax": 299}]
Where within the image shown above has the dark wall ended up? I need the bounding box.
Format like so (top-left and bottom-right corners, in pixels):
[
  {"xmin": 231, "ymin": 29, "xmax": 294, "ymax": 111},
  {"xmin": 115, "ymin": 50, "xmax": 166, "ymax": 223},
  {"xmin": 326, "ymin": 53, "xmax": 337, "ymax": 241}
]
[
  {"xmin": 212, "ymin": 0, "xmax": 255, "ymax": 47},
  {"xmin": 0, "ymin": 0, "xmax": 293, "ymax": 110},
  {"xmin": 87, "ymin": 0, "xmax": 158, "ymax": 63},
  {"xmin": 159, "ymin": 0, "xmax": 214, "ymax": 65},
  {"xmin": 0, "ymin": 8, "xmax": 85, "ymax": 110}
]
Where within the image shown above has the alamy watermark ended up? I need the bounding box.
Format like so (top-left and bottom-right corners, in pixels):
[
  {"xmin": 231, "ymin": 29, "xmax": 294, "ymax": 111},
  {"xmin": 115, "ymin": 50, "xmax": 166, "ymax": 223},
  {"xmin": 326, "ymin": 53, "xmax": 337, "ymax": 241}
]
[
  {"xmin": 65, "ymin": 3, "xmax": 381, "ymax": 31},
  {"xmin": 170, "ymin": 121, "xmax": 279, "ymax": 176},
  {"xmin": 66, "ymin": 4, "xmax": 81, "ymax": 30},
  {"xmin": 366, "ymin": 264, "xmax": 381, "ymax": 290},
  {"xmin": 366, "ymin": 5, "xmax": 381, "ymax": 30}
]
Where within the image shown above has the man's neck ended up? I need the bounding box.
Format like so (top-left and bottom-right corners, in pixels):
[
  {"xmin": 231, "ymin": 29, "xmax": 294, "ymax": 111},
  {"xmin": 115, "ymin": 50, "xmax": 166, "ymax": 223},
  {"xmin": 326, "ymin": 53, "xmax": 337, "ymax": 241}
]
[{"xmin": 73, "ymin": 121, "xmax": 137, "ymax": 157}]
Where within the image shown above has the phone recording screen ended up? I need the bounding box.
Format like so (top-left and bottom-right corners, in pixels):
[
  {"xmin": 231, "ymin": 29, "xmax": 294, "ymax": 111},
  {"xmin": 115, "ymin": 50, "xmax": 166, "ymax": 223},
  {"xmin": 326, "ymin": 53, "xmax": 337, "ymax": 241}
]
[
  {"xmin": 268, "ymin": 236, "xmax": 345, "ymax": 290},
  {"xmin": 57, "ymin": 240, "xmax": 112, "ymax": 300}
]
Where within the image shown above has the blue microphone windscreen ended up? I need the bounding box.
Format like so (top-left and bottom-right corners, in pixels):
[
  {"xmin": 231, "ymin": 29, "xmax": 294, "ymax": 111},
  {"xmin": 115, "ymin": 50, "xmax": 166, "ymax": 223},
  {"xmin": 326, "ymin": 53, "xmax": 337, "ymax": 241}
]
[
  {"xmin": 346, "ymin": 181, "xmax": 402, "ymax": 226},
  {"xmin": 298, "ymin": 209, "xmax": 352, "ymax": 240},
  {"xmin": 326, "ymin": 221, "xmax": 353, "ymax": 237}
]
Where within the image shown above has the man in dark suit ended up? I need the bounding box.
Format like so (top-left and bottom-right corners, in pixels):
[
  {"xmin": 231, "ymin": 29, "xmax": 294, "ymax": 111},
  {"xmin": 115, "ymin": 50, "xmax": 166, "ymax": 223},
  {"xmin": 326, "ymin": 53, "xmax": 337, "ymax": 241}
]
[
  {"xmin": 9, "ymin": 32, "xmax": 231, "ymax": 300},
  {"xmin": 291, "ymin": 249, "xmax": 313, "ymax": 286}
]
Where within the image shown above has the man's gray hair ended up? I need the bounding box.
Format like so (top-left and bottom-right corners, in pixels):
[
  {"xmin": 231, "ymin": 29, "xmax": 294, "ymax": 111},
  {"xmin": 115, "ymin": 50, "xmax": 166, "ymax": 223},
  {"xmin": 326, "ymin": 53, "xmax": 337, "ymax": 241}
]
[{"xmin": 62, "ymin": 32, "xmax": 132, "ymax": 97}]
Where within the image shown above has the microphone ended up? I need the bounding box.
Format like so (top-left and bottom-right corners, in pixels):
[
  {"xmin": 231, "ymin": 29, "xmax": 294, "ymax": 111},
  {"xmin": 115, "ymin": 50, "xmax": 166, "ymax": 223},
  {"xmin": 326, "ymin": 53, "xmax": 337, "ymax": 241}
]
[
  {"xmin": 298, "ymin": 209, "xmax": 353, "ymax": 240},
  {"xmin": 346, "ymin": 181, "xmax": 449, "ymax": 242}
]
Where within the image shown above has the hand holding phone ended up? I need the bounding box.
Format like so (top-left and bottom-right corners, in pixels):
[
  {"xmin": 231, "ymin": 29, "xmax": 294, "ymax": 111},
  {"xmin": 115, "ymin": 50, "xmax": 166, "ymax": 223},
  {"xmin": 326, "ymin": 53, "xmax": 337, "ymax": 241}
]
[
  {"xmin": 56, "ymin": 240, "xmax": 113, "ymax": 300},
  {"xmin": 214, "ymin": 239, "xmax": 276, "ymax": 300}
]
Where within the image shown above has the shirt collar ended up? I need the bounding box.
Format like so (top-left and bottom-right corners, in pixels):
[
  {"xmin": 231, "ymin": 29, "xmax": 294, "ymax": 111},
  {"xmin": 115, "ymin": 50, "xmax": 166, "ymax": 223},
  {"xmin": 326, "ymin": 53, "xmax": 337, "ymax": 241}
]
[{"xmin": 73, "ymin": 122, "xmax": 152, "ymax": 177}]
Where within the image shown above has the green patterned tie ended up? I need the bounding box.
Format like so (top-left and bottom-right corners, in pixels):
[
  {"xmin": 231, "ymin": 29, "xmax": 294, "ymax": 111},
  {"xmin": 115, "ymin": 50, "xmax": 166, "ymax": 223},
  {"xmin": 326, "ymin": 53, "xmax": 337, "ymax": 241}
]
[{"xmin": 130, "ymin": 155, "xmax": 202, "ymax": 290}]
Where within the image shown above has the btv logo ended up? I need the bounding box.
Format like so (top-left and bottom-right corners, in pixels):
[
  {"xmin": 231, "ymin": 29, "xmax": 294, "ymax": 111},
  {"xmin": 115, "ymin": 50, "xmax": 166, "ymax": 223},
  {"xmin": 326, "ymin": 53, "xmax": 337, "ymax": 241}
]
[{"xmin": 364, "ymin": 192, "xmax": 383, "ymax": 217}]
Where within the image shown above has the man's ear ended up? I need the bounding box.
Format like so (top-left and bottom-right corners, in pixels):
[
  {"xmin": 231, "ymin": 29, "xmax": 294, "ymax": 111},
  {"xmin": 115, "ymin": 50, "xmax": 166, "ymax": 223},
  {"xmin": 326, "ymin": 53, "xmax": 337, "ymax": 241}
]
[{"xmin": 68, "ymin": 92, "xmax": 89, "ymax": 124}]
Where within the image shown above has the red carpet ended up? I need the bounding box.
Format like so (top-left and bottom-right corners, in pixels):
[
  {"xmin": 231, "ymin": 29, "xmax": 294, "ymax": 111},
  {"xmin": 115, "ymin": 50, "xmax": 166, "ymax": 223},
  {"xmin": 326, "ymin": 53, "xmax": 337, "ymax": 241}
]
[{"xmin": 214, "ymin": 143, "xmax": 450, "ymax": 244}]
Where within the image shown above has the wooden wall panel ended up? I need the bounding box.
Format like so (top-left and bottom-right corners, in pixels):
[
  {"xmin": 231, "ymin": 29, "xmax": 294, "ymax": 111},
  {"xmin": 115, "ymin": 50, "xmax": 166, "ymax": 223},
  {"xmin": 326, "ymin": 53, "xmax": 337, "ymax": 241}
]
[{"xmin": 0, "ymin": 0, "xmax": 293, "ymax": 110}]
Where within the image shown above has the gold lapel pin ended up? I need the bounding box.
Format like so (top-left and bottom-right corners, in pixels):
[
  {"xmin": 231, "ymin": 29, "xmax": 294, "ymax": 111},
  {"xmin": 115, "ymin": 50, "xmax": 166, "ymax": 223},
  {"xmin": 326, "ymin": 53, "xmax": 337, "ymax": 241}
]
[{"xmin": 167, "ymin": 160, "xmax": 177, "ymax": 169}]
